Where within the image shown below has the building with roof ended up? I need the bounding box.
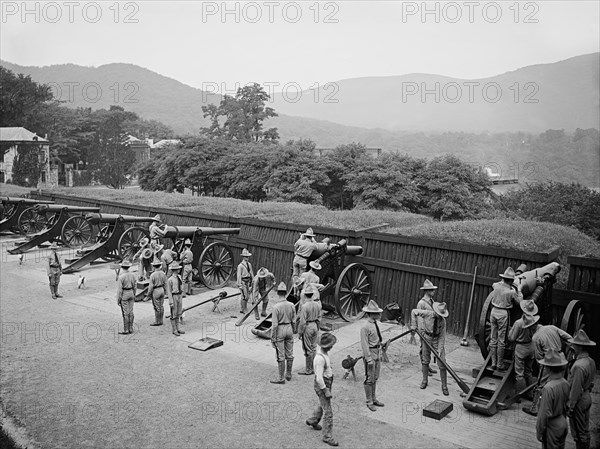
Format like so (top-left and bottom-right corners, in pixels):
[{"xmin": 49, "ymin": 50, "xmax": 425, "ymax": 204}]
[
  {"xmin": 315, "ymin": 147, "xmax": 382, "ymax": 158},
  {"xmin": 124, "ymin": 135, "xmax": 151, "ymax": 164},
  {"xmin": 0, "ymin": 127, "xmax": 55, "ymax": 188}
]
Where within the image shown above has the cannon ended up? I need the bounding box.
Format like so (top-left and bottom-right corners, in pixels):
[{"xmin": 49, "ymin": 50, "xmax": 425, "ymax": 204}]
[
  {"xmin": 7, "ymin": 204, "xmax": 101, "ymax": 254},
  {"xmin": 61, "ymin": 213, "xmax": 158, "ymax": 273},
  {"xmin": 0, "ymin": 197, "xmax": 54, "ymax": 234},
  {"xmin": 153, "ymin": 225, "xmax": 240, "ymax": 289}
]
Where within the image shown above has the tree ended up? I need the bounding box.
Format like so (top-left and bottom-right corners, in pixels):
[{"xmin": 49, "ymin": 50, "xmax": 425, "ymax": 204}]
[
  {"xmin": 11, "ymin": 142, "xmax": 42, "ymax": 187},
  {"xmin": 217, "ymin": 142, "xmax": 271, "ymax": 201},
  {"xmin": 201, "ymin": 83, "xmax": 279, "ymax": 143},
  {"xmin": 320, "ymin": 142, "xmax": 369, "ymax": 209}
]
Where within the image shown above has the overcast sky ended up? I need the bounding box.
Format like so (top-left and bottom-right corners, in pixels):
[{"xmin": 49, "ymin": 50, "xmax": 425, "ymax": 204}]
[{"xmin": 1, "ymin": 1, "xmax": 598, "ymax": 93}]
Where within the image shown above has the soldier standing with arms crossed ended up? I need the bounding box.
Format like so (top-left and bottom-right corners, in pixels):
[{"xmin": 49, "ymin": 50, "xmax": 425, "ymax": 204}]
[
  {"xmin": 567, "ymin": 330, "xmax": 596, "ymax": 449},
  {"xmin": 361, "ymin": 300, "xmax": 385, "ymax": 411},
  {"xmin": 47, "ymin": 242, "xmax": 62, "ymax": 299},
  {"xmin": 116, "ymin": 260, "xmax": 136, "ymax": 335},
  {"xmin": 237, "ymin": 249, "xmax": 254, "ymax": 314},
  {"xmin": 270, "ymin": 282, "xmax": 297, "ymax": 384},
  {"xmin": 147, "ymin": 256, "xmax": 169, "ymax": 327},
  {"xmin": 167, "ymin": 262, "xmax": 185, "ymax": 336}
]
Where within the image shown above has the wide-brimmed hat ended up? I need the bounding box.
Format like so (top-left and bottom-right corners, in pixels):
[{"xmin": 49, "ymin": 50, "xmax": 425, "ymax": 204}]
[
  {"xmin": 419, "ymin": 279, "xmax": 438, "ymax": 290},
  {"xmin": 500, "ymin": 267, "xmax": 516, "ymax": 280},
  {"xmin": 257, "ymin": 267, "xmax": 270, "ymax": 278},
  {"xmin": 520, "ymin": 299, "xmax": 538, "ymax": 316},
  {"xmin": 153, "ymin": 244, "xmax": 164, "ymax": 253},
  {"xmin": 151, "ymin": 214, "xmax": 162, "ymax": 222},
  {"xmin": 302, "ymin": 227, "xmax": 316, "ymax": 238},
  {"xmin": 277, "ymin": 282, "xmax": 287, "ymax": 293},
  {"xmin": 170, "ymin": 262, "xmax": 182, "ymax": 271},
  {"xmin": 141, "ymin": 248, "xmax": 154, "ymax": 260},
  {"xmin": 184, "ymin": 239, "xmax": 192, "ymax": 246},
  {"xmin": 538, "ymin": 348, "xmax": 568, "ymax": 367},
  {"xmin": 568, "ymin": 329, "xmax": 596, "ymax": 346},
  {"xmin": 319, "ymin": 332, "xmax": 337, "ymax": 349},
  {"xmin": 309, "ymin": 261, "xmax": 322, "ymax": 271},
  {"xmin": 362, "ymin": 300, "xmax": 383, "ymax": 313},
  {"xmin": 121, "ymin": 259, "xmax": 132, "ymax": 268},
  {"xmin": 139, "ymin": 237, "xmax": 149, "ymax": 246},
  {"xmin": 49, "ymin": 242, "xmax": 59, "ymax": 250},
  {"xmin": 151, "ymin": 256, "xmax": 162, "ymax": 266},
  {"xmin": 433, "ymin": 302, "xmax": 449, "ymax": 318},
  {"xmin": 241, "ymin": 249, "xmax": 252, "ymax": 257},
  {"xmin": 303, "ymin": 284, "xmax": 315, "ymax": 297},
  {"xmin": 522, "ymin": 314, "xmax": 540, "ymax": 329}
]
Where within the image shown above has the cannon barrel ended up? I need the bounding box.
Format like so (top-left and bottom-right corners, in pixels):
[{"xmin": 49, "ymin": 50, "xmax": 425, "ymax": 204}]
[
  {"xmin": 85, "ymin": 213, "xmax": 157, "ymax": 225},
  {"xmin": 34, "ymin": 204, "xmax": 101, "ymax": 214},
  {"xmin": 513, "ymin": 262, "xmax": 561, "ymax": 299},
  {"xmin": 1, "ymin": 197, "xmax": 54, "ymax": 205},
  {"xmin": 310, "ymin": 239, "xmax": 363, "ymax": 261},
  {"xmin": 161, "ymin": 225, "xmax": 241, "ymax": 239}
]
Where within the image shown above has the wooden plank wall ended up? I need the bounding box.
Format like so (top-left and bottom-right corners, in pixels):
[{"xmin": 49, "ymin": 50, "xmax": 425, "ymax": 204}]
[
  {"xmin": 567, "ymin": 255, "xmax": 600, "ymax": 294},
  {"xmin": 35, "ymin": 192, "xmax": 560, "ymax": 336}
]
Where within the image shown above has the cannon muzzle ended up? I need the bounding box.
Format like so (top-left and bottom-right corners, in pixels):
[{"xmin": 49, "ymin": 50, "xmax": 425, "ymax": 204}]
[
  {"xmin": 162, "ymin": 226, "xmax": 241, "ymax": 239},
  {"xmin": 84, "ymin": 213, "xmax": 157, "ymax": 225},
  {"xmin": 34, "ymin": 204, "xmax": 101, "ymax": 214},
  {"xmin": 1, "ymin": 197, "xmax": 54, "ymax": 205},
  {"xmin": 311, "ymin": 239, "xmax": 363, "ymax": 262},
  {"xmin": 513, "ymin": 262, "xmax": 561, "ymax": 299}
]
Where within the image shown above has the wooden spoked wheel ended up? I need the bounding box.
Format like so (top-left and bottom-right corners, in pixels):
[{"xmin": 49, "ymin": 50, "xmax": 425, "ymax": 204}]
[
  {"xmin": 118, "ymin": 227, "xmax": 150, "ymax": 262},
  {"xmin": 62, "ymin": 216, "xmax": 93, "ymax": 247},
  {"xmin": 334, "ymin": 263, "xmax": 372, "ymax": 322},
  {"xmin": 17, "ymin": 207, "xmax": 48, "ymax": 235},
  {"xmin": 561, "ymin": 300, "xmax": 588, "ymax": 368},
  {"xmin": 198, "ymin": 242, "xmax": 234, "ymax": 289}
]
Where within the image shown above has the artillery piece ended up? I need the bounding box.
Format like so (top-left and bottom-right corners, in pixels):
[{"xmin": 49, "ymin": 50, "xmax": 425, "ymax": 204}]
[
  {"xmin": 8, "ymin": 204, "xmax": 101, "ymax": 254},
  {"xmin": 156, "ymin": 225, "xmax": 240, "ymax": 289},
  {"xmin": 0, "ymin": 197, "xmax": 54, "ymax": 234},
  {"xmin": 61, "ymin": 213, "xmax": 158, "ymax": 273}
]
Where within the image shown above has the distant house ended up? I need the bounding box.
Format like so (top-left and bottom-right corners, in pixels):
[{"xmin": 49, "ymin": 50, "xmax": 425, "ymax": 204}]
[
  {"xmin": 124, "ymin": 135, "xmax": 151, "ymax": 164},
  {"xmin": 0, "ymin": 127, "xmax": 55, "ymax": 188},
  {"xmin": 151, "ymin": 139, "xmax": 181, "ymax": 149},
  {"xmin": 315, "ymin": 147, "xmax": 382, "ymax": 158}
]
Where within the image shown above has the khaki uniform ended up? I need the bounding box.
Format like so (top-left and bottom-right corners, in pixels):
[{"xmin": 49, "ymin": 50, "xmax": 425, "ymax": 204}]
[
  {"xmin": 149, "ymin": 222, "xmax": 165, "ymax": 244},
  {"xmin": 46, "ymin": 250, "xmax": 62, "ymax": 298},
  {"xmin": 236, "ymin": 259, "xmax": 254, "ymax": 313},
  {"xmin": 300, "ymin": 300, "xmax": 321, "ymax": 362},
  {"xmin": 160, "ymin": 249, "xmax": 176, "ymax": 277},
  {"xmin": 508, "ymin": 317, "xmax": 536, "ymax": 391},
  {"xmin": 568, "ymin": 353, "xmax": 596, "ymax": 449},
  {"xmin": 117, "ymin": 271, "xmax": 137, "ymax": 333},
  {"xmin": 181, "ymin": 248, "xmax": 194, "ymax": 293},
  {"xmin": 361, "ymin": 320, "xmax": 382, "ymax": 385},
  {"xmin": 271, "ymin": 298, "xmax": 296, "ymax": 363},
  {"xmin": 411, "ymin": 308, "xmax": 446, "ymax": 366},
  {"xmin": 489, "ymin": 281, "xmax": 523, "ymax": 367},
  {"xmin": 292, "ymin": 237, "xmax": 317, "ymax": 279},
  {"xmin": 307, "ymin": 348, "xmax": 335, "ymax": 443},
  {"xmin": 147, "ymin": 269, "xmax": 169, "ymax": 320},
  {"xmin": 168, "ymin": 273, "xmax": 183, "ymax": 320},
  {"xmin": 536, "ymin": 375, "xmax": 569, "ymax": 449},
  {"xmin": 252, "ymin": 272, "xmax": 276, "ymax": 318}
]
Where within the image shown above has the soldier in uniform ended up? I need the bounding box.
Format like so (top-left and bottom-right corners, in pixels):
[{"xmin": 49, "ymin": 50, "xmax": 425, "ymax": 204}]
[
  {"xmin": 411, "ymin": 301, "xmax": 450, "ymax": 395},
  {"xmin": 361, "ymin": 300, "xmax": 385, "ymax": 411},
  {"xmin": 298, "ymin": 284, "xmax": 322, "ymax": 376},
  {"xmin": 46, "ymin": 242, "xmax": 62, "ymax": 299},
  {"xmin": 180, "ymin": 239, "xmax": 194, "ymax": 297},
  {"xmin": 236, "ymin": 249, "xmax": 254, "ymax": 314},
  {"xmin": 306, "ymin": 332, "xmax": 338, "ymax": 447},
  {"xmin": 253, "ymin": 267, "xmax": 276, "ymax": 318},
  {"xmin": 270, "ymin": 282, "xmax": 297, "ymax": 384},
  {"xmin": 116, "ymin": 260, "xmax": 137, "ymax": 335},
  {"xmin": 508, "ymin": 301, "xmax": 540, "ymax": 397},
  {"xmin": 149, "ymin": 214, "xmax": 167, "ymax": 245},
  {"xmin": 416, "ymin": 279, "xmax": 439, "ymax": 376},
  {"xmin": 536, "ymin": 348, "xmax": 570, "ymax": 449},
  {"xmin": 167, "ymin": 262, "xmax": 185, "ymax": 336},
  {"xmin": 133, "ymin": 237, "xmax": 153, "ymax": 281},
  {"xmin": 489, "ymin": 267, "xmax": 523, "ymax": 370},
  {"xmin": 160, "ymin": 246, "xmax": 177, "ymax": 278},
  {"xmin": 292, "ymin": 228, "xmax": 318, "ymax": 288},
  {"xmin": 146, "ymin": 256, "xmax": 169, "ymax": 327},
  {"xmin": 567, "ymin": 330, "xmax": 596, "ymax": 449}
]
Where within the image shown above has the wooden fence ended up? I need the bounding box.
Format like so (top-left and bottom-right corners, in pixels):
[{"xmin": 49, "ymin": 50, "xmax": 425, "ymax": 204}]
[{"xmin": 34, "ymin": 192, "xmax": 562, "ymax": 337}]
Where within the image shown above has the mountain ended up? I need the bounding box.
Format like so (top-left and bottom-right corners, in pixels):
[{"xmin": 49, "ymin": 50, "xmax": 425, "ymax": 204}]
[{"xmin": 2, "ymin": 53, "xmax": 599, "ymax": 138}]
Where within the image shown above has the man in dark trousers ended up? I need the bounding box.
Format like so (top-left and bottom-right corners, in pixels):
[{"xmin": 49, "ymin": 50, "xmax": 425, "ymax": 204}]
[
  {"xmin": 46, "ymin": 242, "xmax": 62, "ymax": 299},
  {"xmin": 116, "ymin": 260, "xmax": 137, "ymax": 335},
  {"xmin": 536, "ymin": 348, "xmax": 570, "ymax": 449},
  {"xmin": 270, "ymin": 282, "xmax": 297, "ymax": 384},
  {"xmin": 361, "ymin": 300, "xmax": 385, "ymax": 411},
  {"xmin": 146, "ymin": 256, "xmax": 169, "ymax": 327},
  {"xmin": 567, "ymin": 330, "xmax": 596, "ymax": 449}
]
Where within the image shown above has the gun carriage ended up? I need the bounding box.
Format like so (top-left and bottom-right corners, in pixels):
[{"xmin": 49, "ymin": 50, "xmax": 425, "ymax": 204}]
[
  {"xmin": 8, "ymin": 204, "xmax": 101, "ymax": 254},
  {"xmin": 0, "ymin": 197, "xmax": 54, "ymax": 234},
  {"xmin": 61, "ymin": 213, "xmax": 158, "ymax": 273}
]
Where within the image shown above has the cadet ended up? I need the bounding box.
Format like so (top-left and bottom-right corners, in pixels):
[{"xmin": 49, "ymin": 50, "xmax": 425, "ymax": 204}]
[
  {"xmin": 116, "ymin": 260, "xmax": 137, "ymax": 335},
  {"xmin": 567, "ymin": 330, "xmax": 596, "ymax": 449},
  {"xmin": 306, "ymin": 332, "xmax": 339, "ymax": 447},
  {"xmin": 237, "ymin": 249, "xmax": 254, "ymax": 314},
  {"xmin": 298, "ymin": 284, "xmax": 322, "ymax": 376},
  {"xmin": 160, "ymin": 246, "xmax": 177, "ymax": 278},
  {"xmin": 536, "ymin": 349, "xmax": 570, "ymax": 449},
  {"xmin": 46, "ymin": 242, "xmax": 62, "ymax": 299},
  {"xmin": 293, "ymin": 228, "xmax": 317, "ymax": 284},
  {"xmin": 361, "ymin": 300, "xmax": 385, "ymax": 411},
  {"xmin": 133, "ymin": 237, "xmax": 153, "ymax": 281},
  {"xmin": 149, "ymin": 214, "xmax": 167, "ymax": 245},
  {"xmin": 508, "ymin": 300, "xmax": 540, "ymax": 397},
  {"xmin": 411, "ymin": 301, "xmax": 450, "ymax": 396},
  {"xmin": 146, "ymin": 256, "xmax": 169, "ymax": 327},
  {"xmin": 253, "ymin": 267, "xmax": 276, "ymax": 318},
  {"xmin": 416, "ymin": 279, "xmax": 439, "ymax": 376},
  {"xmin": 167, "ymin": 262, "xmax": 185, "ymax": 336},
  {"xmin": 270, "ymin": 282, "xmax": 297, "ymax": 384},
  {"xmin": 180, "ymin": 239, "xmax": 194, "ymax": 296},
  {"xmin": 301, "ymin": 261, "xmax": 321, "ymax": 286}
]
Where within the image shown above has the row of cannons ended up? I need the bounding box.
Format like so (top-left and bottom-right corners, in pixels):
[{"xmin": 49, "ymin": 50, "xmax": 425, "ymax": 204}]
[{"xmin": 0, "ymin": 198, "xmax": 373, "ymax": 321}]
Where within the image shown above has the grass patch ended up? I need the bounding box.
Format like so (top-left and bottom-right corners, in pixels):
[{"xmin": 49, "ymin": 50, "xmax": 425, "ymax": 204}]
[{"xmin": 0, "ymin": 184, "xmax": 33, "ymax": 197}]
